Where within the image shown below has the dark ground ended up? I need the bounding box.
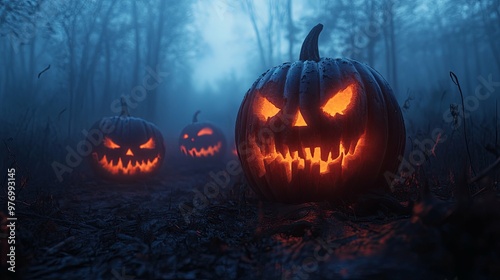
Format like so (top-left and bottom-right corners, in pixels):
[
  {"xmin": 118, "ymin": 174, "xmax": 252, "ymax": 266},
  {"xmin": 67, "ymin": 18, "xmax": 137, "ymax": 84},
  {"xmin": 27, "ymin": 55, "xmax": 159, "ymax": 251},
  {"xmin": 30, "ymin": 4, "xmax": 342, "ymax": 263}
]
[{"xmin": 1, "ymin": 158, "xmax": 500, "ymax": 280}]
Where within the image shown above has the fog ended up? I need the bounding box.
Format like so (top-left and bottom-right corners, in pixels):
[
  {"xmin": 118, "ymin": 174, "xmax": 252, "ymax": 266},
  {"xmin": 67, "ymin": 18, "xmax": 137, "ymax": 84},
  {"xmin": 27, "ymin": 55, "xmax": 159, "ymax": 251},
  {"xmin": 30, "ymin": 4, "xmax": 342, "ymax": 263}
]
[{"xmin": 1, "ymin": 0, "xmax": 499, "ymax": 180}]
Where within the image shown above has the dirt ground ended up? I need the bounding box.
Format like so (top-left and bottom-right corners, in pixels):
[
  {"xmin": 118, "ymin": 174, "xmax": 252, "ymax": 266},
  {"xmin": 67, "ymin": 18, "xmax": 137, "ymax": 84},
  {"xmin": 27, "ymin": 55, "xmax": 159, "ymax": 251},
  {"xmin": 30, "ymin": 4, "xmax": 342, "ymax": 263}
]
[{"xmin": 3, "ymin": 162, "xmax": 500, "ymax": 280}]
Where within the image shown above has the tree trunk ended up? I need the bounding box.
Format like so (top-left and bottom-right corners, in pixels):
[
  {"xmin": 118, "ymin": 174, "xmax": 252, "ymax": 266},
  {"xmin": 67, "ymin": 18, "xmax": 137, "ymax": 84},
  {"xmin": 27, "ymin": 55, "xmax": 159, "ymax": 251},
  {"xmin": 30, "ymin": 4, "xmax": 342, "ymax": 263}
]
[
  {"xmin": 103, "ymin": 27, "xmax": 111, "ymax": 114},
  {"xmin": 132, "ymin": 0, "xmax": 141, "ymax": 87},
  {"xmin": 480, "ymin": 5, "xmax": 500, "ymax": 73},
  {"xmin": 388, "ymin": 2, "xmax": 398, "ymax": 94},
  {"xmin": 286, "ymin": 0, "xmax": 294, "ymax": 62},
  {"xmin": 383, "ymin": 24, "xmax": 391, "ymax": 83},
  {"xmin": 244, "ymin": 0, "xmax": 267, "ymax": 69},
  {"xmin": 65, "ymin": 16, "xmax": 77, "ymax": 137},
  {"xmin": 266, "ymin": 3, "xmax": 274, "ymax": 66},
  {"xmin": 75, "ymin": 1, "xmax": 115, "ymax": 127},
  {"xmin": 28, "ymin": 32, "xmax": 36, "ymax": 97},
  {"xmin": 143, "ymin": 0, "xmax": 168, "ymax": 120},
  {"xmin": 366, "ymin": 0, "xmax": 377, "ymax": 67}
]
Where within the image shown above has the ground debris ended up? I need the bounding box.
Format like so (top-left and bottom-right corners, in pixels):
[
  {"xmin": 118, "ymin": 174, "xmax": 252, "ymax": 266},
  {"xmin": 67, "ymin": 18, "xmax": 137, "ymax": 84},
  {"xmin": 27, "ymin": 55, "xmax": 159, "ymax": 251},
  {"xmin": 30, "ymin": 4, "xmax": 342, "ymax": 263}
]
[{"xmin": 12, "ymin": 168, "xmax": 500, "ymax": 279}]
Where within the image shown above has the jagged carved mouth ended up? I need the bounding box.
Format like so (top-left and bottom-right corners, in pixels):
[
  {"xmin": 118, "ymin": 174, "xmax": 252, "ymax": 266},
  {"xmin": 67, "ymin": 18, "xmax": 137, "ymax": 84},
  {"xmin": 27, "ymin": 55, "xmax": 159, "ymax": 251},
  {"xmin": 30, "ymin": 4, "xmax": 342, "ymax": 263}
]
[
  {"xmin": 92, "ymin": 153, "xmax": 161, "ymax": 175},
  {"xmin": 247, "ymin": 133, "xmax": 366, "ymax": 182},
  {"xmin": 180, "ymin": 141, "xmax": 222, "ymax": 157}
]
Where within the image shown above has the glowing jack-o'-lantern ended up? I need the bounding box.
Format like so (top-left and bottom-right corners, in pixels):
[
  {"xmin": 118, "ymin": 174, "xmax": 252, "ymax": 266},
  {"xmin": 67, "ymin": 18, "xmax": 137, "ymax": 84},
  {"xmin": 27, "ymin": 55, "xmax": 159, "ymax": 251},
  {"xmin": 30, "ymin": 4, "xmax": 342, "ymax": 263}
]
[
  {"xmin": 179, "ymin": 111, "xmax": 227, "ymax": 162},
  {"xmin": 235, "ymin": 24, "xmax": 405, "ymax": 203},
  {"xmin": 89, "ymin": 98, "xmax": 165, "ymax": 180}
]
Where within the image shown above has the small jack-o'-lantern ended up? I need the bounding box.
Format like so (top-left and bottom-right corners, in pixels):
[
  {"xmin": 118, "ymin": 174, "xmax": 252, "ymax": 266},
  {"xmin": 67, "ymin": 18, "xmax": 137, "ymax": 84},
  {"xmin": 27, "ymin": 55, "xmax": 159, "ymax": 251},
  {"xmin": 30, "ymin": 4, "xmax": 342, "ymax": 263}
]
[
  {"xmin": 179, "ymin": 110, "xmax": 227, "ymax": 162},
  {"xmin": 235, "ymin": 24, "xmax": 405, "ymax": 203},
  {"xmin": 89, "ymin": 98, "xmax": 165, "ymax": 180}
]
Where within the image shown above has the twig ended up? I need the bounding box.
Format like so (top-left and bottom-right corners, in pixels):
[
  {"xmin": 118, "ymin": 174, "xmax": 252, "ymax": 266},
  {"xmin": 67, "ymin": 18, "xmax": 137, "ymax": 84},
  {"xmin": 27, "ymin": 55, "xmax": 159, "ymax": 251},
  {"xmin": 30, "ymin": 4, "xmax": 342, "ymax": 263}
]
[
  {"xmin": 37, "ymin": 64, "xmax": 51, "ymax": 79},
  {"xmin": 450, "ymin": 71, "xmax": 476, "ymax": 176},
  {"xmin": 469, "ymin": 156, "xmax": 500, "ymax": 184},
  {"xmin": 472, "ymin": 187, "xmax": 488, "ymax": 198},
  {"xmin": 45, "ymin": 236, "xmax": 75, "ymax": 254},
  {"xmin": 17, "ymin": 211, "xmax": 99, "ymax": 230}
]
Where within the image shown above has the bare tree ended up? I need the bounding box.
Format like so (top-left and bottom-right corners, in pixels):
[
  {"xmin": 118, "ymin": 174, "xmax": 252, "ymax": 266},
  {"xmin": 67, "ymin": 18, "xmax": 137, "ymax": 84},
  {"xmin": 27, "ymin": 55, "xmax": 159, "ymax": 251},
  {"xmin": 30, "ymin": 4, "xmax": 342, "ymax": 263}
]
[
  {"xmin": 242, "ymin": 0, "xmax": 267, "ymax": 69},
  {"xmin": 241, "ymin": 0, "xmax": 292, "ymax": 70},
  {"xmin": 286, "ymin": 0, "xmax": 295, "ymax": 61}
]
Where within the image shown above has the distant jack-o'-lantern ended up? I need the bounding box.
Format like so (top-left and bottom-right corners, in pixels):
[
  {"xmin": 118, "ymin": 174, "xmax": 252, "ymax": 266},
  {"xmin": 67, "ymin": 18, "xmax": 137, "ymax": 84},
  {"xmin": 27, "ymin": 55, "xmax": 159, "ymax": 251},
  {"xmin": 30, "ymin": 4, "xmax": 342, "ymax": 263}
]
[
  {"xmin": 89, "ymin": 98, "xmax": 165, "ymax": 180},
  {"xmin": 235, "ymin": 24, "xmax": 405, "ymax": 203},
  {"xmin": 179, "ymin": 110, "xmax": 227, "ymax": 162}
]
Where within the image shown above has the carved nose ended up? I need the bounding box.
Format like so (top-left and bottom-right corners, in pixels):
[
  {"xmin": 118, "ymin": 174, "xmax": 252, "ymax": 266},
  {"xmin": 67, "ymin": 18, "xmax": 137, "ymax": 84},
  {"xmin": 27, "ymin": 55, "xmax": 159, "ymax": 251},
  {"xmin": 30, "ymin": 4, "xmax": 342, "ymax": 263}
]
[
  {"xmin": 126, "ymin": 149, "xmax": 134, "ymax": 156},
  {"xmin": 293, "ymin": 110, "xmax": 307, "ymax": 127}
]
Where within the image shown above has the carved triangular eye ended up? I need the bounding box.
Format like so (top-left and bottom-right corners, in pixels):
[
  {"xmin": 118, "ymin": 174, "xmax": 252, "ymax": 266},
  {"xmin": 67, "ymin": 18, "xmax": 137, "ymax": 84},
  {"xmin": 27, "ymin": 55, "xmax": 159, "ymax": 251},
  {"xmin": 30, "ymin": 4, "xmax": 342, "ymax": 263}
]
[
  {"xmin": 104, "ymin": 137, "xmax": 120, "ymax": 149},
  {"xmin": 321, "ymin": 84, "xmax": 355, "ymax": 117},
  {"xmin": 255, "ymin": 95, "xmax": 280, "ymax": 121},
  {"xmin": 293, "ymin": 110, "xmax": 307, "ymax": 127},
  {"xmin": 140, "ymin": 137, "xmax": 155, "ymax": 149},
  {"xmin": 197, "ymin": 128, "xmax": 213, "ymax": 136}
]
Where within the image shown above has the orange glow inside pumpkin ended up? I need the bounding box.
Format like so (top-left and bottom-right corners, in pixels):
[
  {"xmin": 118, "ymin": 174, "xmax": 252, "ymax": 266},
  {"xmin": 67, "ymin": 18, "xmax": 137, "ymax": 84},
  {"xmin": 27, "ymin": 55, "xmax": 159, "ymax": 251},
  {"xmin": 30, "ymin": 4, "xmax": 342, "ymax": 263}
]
[
  {"xmin": 293, "ymin": 110, "xmax": 307, "ymax": 127},
  {"xmin": 183, "ymin": 134, "xmax": 189, "ymax": 139},
  {"xmin": 180, "ymin": 141, "xmax": 222, "ymax": 157},
  {"xmin": 197, "ymin": 127, "xmax": 214, "ymax": 136},
  {"xmin": 256, "ymin": 95, "xmax": 280, "ymax": 121},
  {"xmin": 104, "ymin": 137, "xmax": 120, "ymax": 149},
  {"xmin": 94, "ymin": 154, "xmax": 161, "ymax": 175},
  {"xmin": 321, "ymin": 84, "xmax": 355, "ymax": 117},
  {"xmin": 247, "ymin": 133, "xmax": 367, "ymax": 182},
  {"xmin": 139, "ymin": 137, "xmax": 156, "ymax": 149}
]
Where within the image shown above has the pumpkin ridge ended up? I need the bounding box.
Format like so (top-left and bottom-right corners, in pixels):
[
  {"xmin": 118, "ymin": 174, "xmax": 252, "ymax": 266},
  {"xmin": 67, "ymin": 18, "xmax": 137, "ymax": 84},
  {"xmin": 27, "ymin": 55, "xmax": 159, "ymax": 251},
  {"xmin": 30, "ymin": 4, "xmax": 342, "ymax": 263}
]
[
  {"xmin": 298, "ymin": 60, "xmax": 320, "ymax": 125},
  {"xmin": 360, "ymin": 72, "xmax": 388, "ymax": 181},
  {"xmin": 256, "ymin": 67, "xmax": 277, "ymax": 90},
  {"xmin": 367, "ymin": 66, "xmax": 406, "ymax": 186},
  {"xmin": 283, "ymin": 61, "xmax": 303, "ymax": 113}
]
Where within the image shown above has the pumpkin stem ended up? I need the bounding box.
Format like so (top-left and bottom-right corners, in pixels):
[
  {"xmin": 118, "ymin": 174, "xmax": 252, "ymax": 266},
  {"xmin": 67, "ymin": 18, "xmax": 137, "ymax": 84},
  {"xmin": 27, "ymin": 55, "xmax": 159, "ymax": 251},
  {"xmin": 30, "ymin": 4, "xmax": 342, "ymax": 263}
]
[
  {"xmin": 299, "ymin": 23, "xmax": 323, "ymax": 62},
  {"xmin": 192, "ymin": 110, "xmax": 201, "ymax": 123},
  {"xmin": 120, "ymin": 97, "xmax": 130, "ymax": 117}
]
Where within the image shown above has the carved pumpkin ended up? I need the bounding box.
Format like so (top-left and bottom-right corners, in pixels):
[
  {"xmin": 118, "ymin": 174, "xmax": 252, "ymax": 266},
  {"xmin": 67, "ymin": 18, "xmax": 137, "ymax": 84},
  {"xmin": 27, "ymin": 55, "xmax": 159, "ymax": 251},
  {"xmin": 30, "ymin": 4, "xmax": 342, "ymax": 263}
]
[
  {"xmin": 89, "ymin": 99, "xmax": 165, "ymax": 180},
  {"xmin": 235, "ymin": 24, "xmax": 405, "ymax": 203},
  {"xmin": 179, "ymin": 111, "xmax": 227, "ymax": 162}
]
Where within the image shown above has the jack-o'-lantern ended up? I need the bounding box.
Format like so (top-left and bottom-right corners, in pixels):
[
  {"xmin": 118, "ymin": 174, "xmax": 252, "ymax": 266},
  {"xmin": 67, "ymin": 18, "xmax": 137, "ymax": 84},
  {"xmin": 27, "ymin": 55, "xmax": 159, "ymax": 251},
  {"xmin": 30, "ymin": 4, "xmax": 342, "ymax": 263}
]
[
  {"xmin": 179, "ymin": 111, "xmax": 227, "ymax": 162},
  {"xmin": 235, "ymin": 24, "xmax": 405, "ymax": 203},
  {"xmin": 89, "ymin": 98, "xmax": 165, "ymax": 180}
]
